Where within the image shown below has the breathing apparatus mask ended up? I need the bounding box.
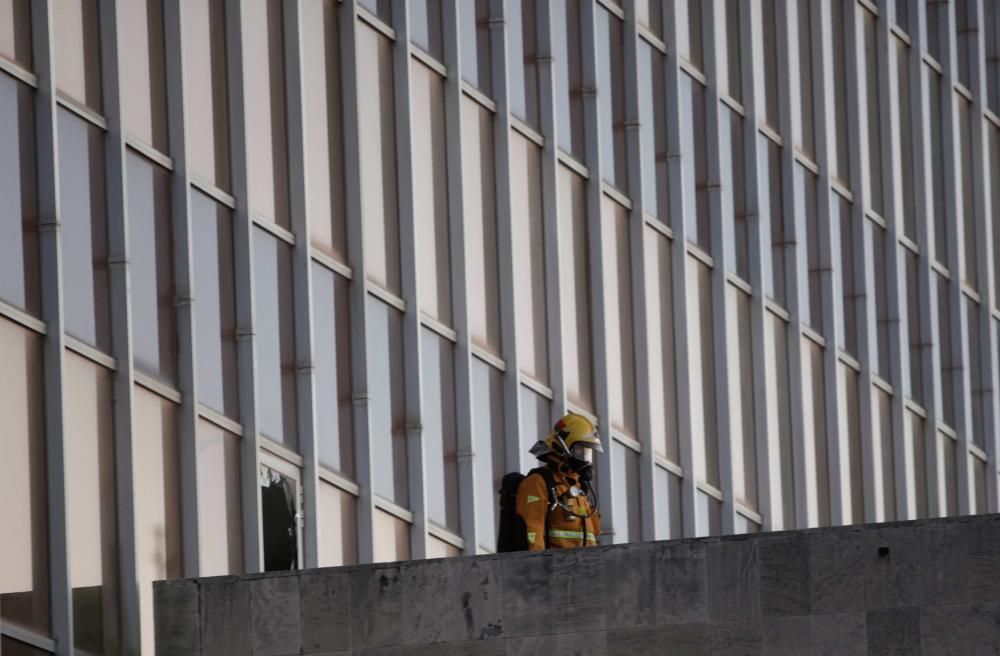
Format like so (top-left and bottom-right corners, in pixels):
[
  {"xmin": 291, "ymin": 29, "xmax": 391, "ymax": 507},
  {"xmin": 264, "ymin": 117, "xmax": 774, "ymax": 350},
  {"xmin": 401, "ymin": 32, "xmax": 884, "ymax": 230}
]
[{"xmin": 567, "ymin": 442, "xmax": 595, "ymax": 482}]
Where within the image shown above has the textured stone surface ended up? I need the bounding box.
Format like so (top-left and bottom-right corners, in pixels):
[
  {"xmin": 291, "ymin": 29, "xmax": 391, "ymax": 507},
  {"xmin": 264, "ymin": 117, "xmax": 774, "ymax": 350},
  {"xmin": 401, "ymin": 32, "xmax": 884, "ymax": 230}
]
[
  {"xmin": 154, "ymin": 579, "xmax": 200, "ymax": 656},
  {"xmin": 157, "ymin": 515, "xmax": 1000, "ymax": 656}
]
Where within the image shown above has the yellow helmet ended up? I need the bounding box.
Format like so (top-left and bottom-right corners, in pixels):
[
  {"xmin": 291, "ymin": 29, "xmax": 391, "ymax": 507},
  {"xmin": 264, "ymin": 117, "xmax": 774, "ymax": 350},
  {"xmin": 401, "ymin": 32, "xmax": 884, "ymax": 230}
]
[{"xmin": 529, "ymin": 413, "xmax": 604, "ymax": 461}]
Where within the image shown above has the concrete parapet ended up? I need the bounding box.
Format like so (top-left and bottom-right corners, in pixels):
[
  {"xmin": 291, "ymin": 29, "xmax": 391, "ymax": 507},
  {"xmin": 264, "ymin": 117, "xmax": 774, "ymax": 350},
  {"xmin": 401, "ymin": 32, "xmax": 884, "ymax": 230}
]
[{"xmin": 155, "ymin": 514, "xmax": 1000, "ymax": 655}]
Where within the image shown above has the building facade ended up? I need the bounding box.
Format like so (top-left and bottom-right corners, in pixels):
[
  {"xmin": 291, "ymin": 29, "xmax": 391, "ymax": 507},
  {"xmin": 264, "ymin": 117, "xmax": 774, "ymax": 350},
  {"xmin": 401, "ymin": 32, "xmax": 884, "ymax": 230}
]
[{"xmin": 2, "ymin": 0, "xmax": 1000, "ymax": 653}]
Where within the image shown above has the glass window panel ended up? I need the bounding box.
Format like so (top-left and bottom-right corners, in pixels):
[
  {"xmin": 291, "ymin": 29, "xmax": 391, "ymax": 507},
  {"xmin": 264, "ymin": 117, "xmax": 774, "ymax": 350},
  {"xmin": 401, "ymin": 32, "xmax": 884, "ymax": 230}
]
[
  {"xmin": 65, "ymin": 351, "xmax": 118, "ymax": 654},
  {"xmin": 928, "ymin": 0, "xmax": 947, "ymax": 61},
  {"xmin": 55, "ymin": 0, "xmax": 102, "ymax": 112},
  {"xmin": 864, "ymin": 10, "xmax": 883, "ymax": 217},
  {"xmin": 184, "ymin": 0, "xmax": 231, "ymax": 190},
  {"xmin": 892, "ymin": 0, "xmax": 911, "ymax": 34},
  {"xmin": 973, "ymin": 456, "xmax": 987, "ymax": 514},
  {"xmin": 59, "ymin": 110, "xmax": 111, "ymax": 353},
  {"xmin": 0, "ymin": 321, "xmax": 47, "ymax": 635},
  {"xmin": 127, "ymin": 151, "xmax": 176, "ymax": 383},
  {"xmin": 906, "ymin": 249, "xmax": 923, "ymax": 404},
  {"xmin": 956, "ymin": 0, "xmax": 975, "ymax": 89},
  {"xmin": 831, "ymin": 0, "xmax": 850, "ymax": 183},
  {"xmin": 473, "ymin": 358, "xmax": 505, "ymax": 552},
  {"xmin": 908, "ymin": 410, "xmax": 927, "ymax": 518},
  {"xmin": 459, "ymin": 0, "xmax": 492, "ymax": 95},
  {"xmin": 373, "ymin": 509, "xmax": 410, "ymax": 563},
  {"xmin": 638, "ymin": 42, "xmax": 669, "ymax": 222},
  {"xmin": 244, "ymin": 0, "xmax": 290, "ymax": 228},
  {"xmin": 422, "ymin": 328, "xmax": 460, "ymax": 532},
  {"xmin": 611, "ymin": 441, "xmax": 641, "ymax": 543},
  {"xmin": 0, "ymin": 74, "xmax": 40, "ymax": 315},
  {"xmin": 937, "ymin": 274, "xmax": 955, "ymax": 427},
  {"xmin": 991, "ymin": 123, "xmax": 1000, "ymax": 307},
  {"xmin": 636, "ymin": 0, "xmax": 663, "ymax": 39},
  {"xmin": 871, "ymin": 223, "xmax": 891, "ymax": 377},
  {"xmin": 837, "ymin": 196, "xmax": 859, "ymax": 355},
  {"xmin": 989, "ymin": 0, "xmax": 1000, "ymax": 114},
  {"xmin": 0, "ymin": 0, "xmax": 32, "ymax": 70},
  {"xmin": 645, "ymin": 227, "xmax": 678, "ymax": 463},
  {"xmin": 685, "ymin": 0, "xmax": 704, "ymax": 70},
  {"xmin": 511, "ymin": 134, "xmax": 548, "ymax": 383},
  {"xmin": 520, "ymin": 385, "xmax": 550, "ymax": 452},
  {"xmin": 303, "ymin": 0, "xmax": 347, "ymax": 263},
  {"xmin": 729, "ymin": 287, "xmax": 757, "ymax": 513},
  {"xmin": 802, "ymin": 337, "xmax": 829, "ymax": 525},
  {"xmin": 410, "ymin": 0, "xmax": 443, "ymax": 59},
  {"xmin": 653, "ymin": 467, "xmax": 683, "ymax": 540},
  {"xmin": 756, "ymin": 136, "xmax": 777, "ymax": 299},
  {"xmin": 412, "ymin": 61, "xmax": 453, "ymax": 325},
  {"xmin": 368, "ymin": 298, "xmax": 408, "ymax": 505},
  {"xmin": 695, "ymin": 491, "xmax": 721, "ymax": 537},
  {"xmin": 929, "ymin": 69, "xmax": 948, "ymax": 266},
  {"xmin": 797, "ymin": 0, "xmax": 815, "ymax": 157},
  {"xmin": 604, "ymin": 197, "xmax": 637, "ymax": 437},
  {"xmin": 559, "ymin": 165, "xmax": 593, "ymax": 412},
  {"xmin": 196, "ymin": 419, "xmax": 243, "ymax": 576},
  {"xmin": 722, "ymin": 108, "xmax": 749, "ymax": 279},
  {"xmin": 959, "ymin": 98, "xmax": 977, "ymax": 288},
  {"xmin": 122, "ymin": 0, "xmax": 168, "ymax": 152},
  {"xmin": 358, "ymin": 0, "xmax": 391, "ymax": 24},
  {"xmin": 427, "ymin": 536, "xmax": 462, "ymax": 558},
  {"xmin": 761, "ymin": 0, "xmax": 779, "ymax": 129},
  {"xmin": 462, "ymin": 98, "xmax": 501, "ymax": 355},
  {"xmin": 734, "ymin": 514, "xmax": 761, "ymax": 535},
  {"xmin": 941, "ymin": 431, "xmax": 958, "ymax": 515},
  {"xmin": 313, "ymin": 264, "xmax": 354, "ymax": 476},
  {"xmin": 688, "ymin": 257, "xmax": 718, "ymax": 487},
  {"xmin": 597, "ymin": 8, "xmax": 627, "ymax": 189},
  {"xmin": 552, "ymin": 0, "xmax": 584, "ymax": 158},
  {"xmin": 896, "ymin": 38, "xmax": 916, "ymax": 239},
  {"xmin": 133, "ymin": 387, "xmax": 181, "ymax": 656},
  {"xmin": 724, "ymin": 0, "xmax": 742, "ymax": 102},
  {"xmin": 968, "ymin": 300, "xmax": 986, "ymax": 449},
  {"xmin": 506, "ymin": 0, "xmax": 539, "ymax": 127},
  {"xmin": 767, "ymin": 313, "xmax": 795, "ymax": 528},
  {"xmin": 874, "ymin": 387, "xmax": 895, "ymax": 521},
  {"xmin": 319, "ymin": 481, "xmax": 358, "ymax": 566},
  {"xmin": 192, "ymin": 190, "xmax": 239, "ymax": 419},
  {"xmin": 840, "ymin": 362, "xmax": 864, "ymax": 524},
  {"xmin": 692, "ymin": 81, "xmax": 710, "ymax": 249},
  {"xmin": 358, "ymin": 25, "xmax": 401, "ymax": 294},
  {"xmin": 253, "ymin": 229, "xmax": 297, "ymax": 447},
  {"xmin": 801, "ymin": 168, "xmax": 822, "ymax": 329}
]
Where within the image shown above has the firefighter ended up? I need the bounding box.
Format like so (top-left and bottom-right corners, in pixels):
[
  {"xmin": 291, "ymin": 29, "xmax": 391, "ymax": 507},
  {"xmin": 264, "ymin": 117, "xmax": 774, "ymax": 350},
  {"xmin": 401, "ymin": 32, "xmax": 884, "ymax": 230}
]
[{"xmin": 516, "ymin": 413, "xmax": 603, "ymax": 550}]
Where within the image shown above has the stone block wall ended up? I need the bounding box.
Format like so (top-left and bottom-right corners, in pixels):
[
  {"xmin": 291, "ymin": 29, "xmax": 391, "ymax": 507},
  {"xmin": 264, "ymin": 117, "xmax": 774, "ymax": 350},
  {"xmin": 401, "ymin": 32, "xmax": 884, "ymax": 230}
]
[{"xmin": 155, "ymin": 514, "xmax": 1000, "ymax": 655}]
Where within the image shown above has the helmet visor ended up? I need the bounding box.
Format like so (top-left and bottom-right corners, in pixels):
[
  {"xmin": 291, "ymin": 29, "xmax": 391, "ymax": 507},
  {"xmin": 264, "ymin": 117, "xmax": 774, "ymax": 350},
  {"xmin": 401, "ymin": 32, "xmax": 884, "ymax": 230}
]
[{"xmin": 570, "ymin": 442, "xmax": 595, "ymax": 463}]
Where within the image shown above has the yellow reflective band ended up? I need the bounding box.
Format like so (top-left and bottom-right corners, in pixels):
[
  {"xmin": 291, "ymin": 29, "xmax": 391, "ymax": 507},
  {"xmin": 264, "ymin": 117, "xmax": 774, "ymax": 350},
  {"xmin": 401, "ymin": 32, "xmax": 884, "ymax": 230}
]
[
  {"xmin": 526, "ymin": 495, "xmax": 541, "ymax": 503},
  {"xmin": 527, "ymin": 532, "xmax": 537, "ymax": 544},
  {"xmin": 545, "ymin": 529, "xmax": 597, "ymax": 542}
]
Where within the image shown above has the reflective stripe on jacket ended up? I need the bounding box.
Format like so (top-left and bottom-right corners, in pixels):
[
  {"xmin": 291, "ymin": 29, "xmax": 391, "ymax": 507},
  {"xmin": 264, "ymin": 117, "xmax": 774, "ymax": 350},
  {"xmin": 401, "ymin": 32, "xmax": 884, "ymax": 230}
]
[{"xmin": 514, "ymin": 466, "xmax": 600, "ymax": 551}]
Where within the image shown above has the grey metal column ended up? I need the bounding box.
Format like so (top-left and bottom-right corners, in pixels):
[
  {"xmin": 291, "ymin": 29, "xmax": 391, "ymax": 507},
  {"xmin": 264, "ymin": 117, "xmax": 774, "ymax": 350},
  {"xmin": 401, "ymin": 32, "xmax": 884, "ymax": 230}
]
[
  {"xmin": 911, "ymin": 0, "xmax": 947, "ymax": 517},
  {"xmin": 579, "ymin": 0, "xmax": 618, "ymax": 543},
  {"xmin": 490, "ymin": 0, "xmax": 527, "ymax": 473},
  {"xmin": 812, "ymin": 0, "xmax": 850, "ymax": 525},
  {"xmin": 282, "ymin": 0, "xmax": 321, "ymax": 569},
  {"xmin": 99, "ymin": 0, "xmax": 141, "ymax": 648},
  {"xmin": 663, "ymin": 0, "xmax": 699, "ymax": 536},
  {"xmin": 702, "ymin": 0, "xmax": 739, "ymax": 533},
  {"xmin": 31, "ymin": 1, "xmax": 74, "ymax": 651},
  {"xmin": 940, "ymin": 0, "xmax": 975, "ymax": 516},
  {"xmin": 876, "ymin": 0, "xmax": 916, "ymax": 520},
  {"xmin": 390, "ymin": 0, "xmax": 429, "ymax": 560},
  {"xmin": 535, "ymin": 0, "xmax": 568, "ymax": 422},
  {"xmin": 441, "ymin": 0, "xmax": 479, "ymax": 554},
  {"xmin": 740, "ymin": 0, "xmax": 783, "ymax": 531},
  {"xmin": 621, "ymin": 0, "xmax": 658, "ymax": 541},
  {"xmin": 775, "ymin": 0, "xmax": 817, "ymax": 528},
  {"xmin": 969, "ymin": 0, "xmax": 1000, "ymax": 511},
  {"xmin": 223, "ymin": 0, "xmax": 264, "ymax": 571},
  {"xmin": 339, "ymin": 0, "xmax": 377, "ymax": 563},
  {"xmin": 163, "ymin": 0, "xmax": 202, "ymax": 575}
]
